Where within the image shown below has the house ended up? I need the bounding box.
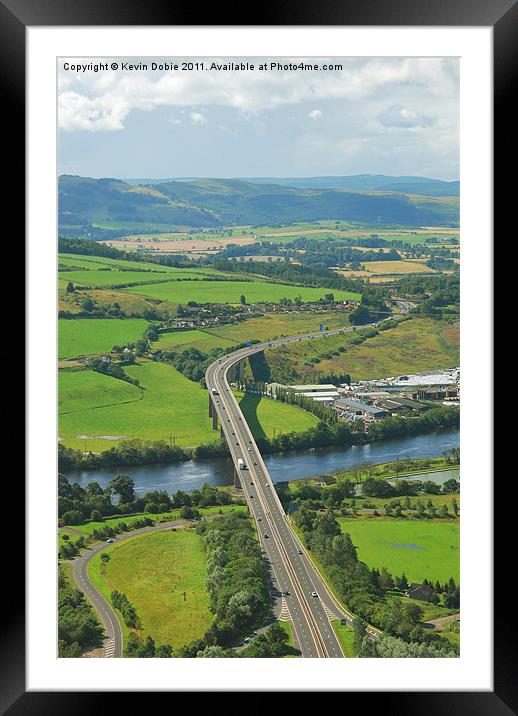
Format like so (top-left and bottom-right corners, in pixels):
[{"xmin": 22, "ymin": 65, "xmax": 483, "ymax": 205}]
[{"xmin": 406, "ymin": 583, "xmax": 434, "ymax": 602}]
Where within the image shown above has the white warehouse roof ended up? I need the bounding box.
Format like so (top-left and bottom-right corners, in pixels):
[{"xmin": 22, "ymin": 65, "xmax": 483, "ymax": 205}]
[{"xmin": 290, "ymin": 384, "xmax": 338, "ymax": 392}]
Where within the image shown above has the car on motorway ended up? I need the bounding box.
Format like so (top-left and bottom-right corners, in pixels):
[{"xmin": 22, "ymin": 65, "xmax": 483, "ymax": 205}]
[
  {"xmin": 250, "ymin": 481, "xmax": 254, "ymax": 485},
  {"xmin": 311, "ymin": 591, "xmax": 318, "ymax": 598},
  {"xmin": 282, "ymin": 590, "xmax": 290, "ymax": 596},
  {"xmin": 248, "ymin": 447, "xmax": 253, "ymax": 451},
  {"xmin": 257, "ymin": 517, "xmax": 262, "ymax": 521},
  {"xmin": 250, "ymin": 494, "xmax": 254, "ymax": 498},
  {"xmin": 298, "ymin": 549, "xmax": 303, "ymax": 555}
]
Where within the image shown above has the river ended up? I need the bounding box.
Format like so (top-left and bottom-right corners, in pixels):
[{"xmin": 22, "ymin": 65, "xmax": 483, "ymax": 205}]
[{"xmin": 63, "ymin": 427, "xmax": 460, "ymax": 496}]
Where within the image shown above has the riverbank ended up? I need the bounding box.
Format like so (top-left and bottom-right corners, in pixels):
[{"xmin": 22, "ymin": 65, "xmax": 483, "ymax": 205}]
[
  {"xmin": 59, "ymin": 403, "xmax": 459, "ymax": 472},
  {"xmin": 287, "ymin": 456, "xmax": 460, "ymax": 487},
  {"xmin": 64, "ymin": 427, "xmax": 460, "ymax": 496}
]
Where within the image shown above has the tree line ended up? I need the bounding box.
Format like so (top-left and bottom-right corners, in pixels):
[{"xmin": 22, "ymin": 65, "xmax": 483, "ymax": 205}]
[
  {"xmin": 293, "ymin": 511, "xmax": 458, "ymax": 656},
  {"xmin": 58, "ymin": 474, "xmax": 233, "ymax": 528},
  {"xmin": 58, "ymin": 565, "xmax": 104, "ymax": 657}
]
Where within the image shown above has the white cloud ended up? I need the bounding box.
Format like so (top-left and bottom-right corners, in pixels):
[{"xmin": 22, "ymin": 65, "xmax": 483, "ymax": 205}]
[
  {"xmin": 58, "ymin": 57, "xmax": 458, "ymax": 132},
  {"xmin": 190, "ymin": 111, "xmax": 207, "ymax": 124},
  {"xmin": 308, "ymin": 109, "xmax": 322, "ymax": 120},
  {"xmin": 377, "ymin": 104, "xmax": 435, "ymax": 128}
]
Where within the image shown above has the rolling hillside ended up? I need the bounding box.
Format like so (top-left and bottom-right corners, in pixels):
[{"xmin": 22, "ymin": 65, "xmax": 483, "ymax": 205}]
[
  {"xmin": 243, "ymin": 175, "xmax": 460, "ymax": 197},
  {"xmin": 58, "ymin": 175, "xmax": 459, "ymax": 238}
]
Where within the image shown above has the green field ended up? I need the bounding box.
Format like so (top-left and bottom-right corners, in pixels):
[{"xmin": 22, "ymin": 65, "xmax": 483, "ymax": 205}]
[
  {"xmin": 59, "ymin": 360, "xmax": 320, "ymax": 452},
  {"xmin": 152, "ymin": 328, "xmax": 236, "ymax": 353},
  {"xmin": 58, "ymin": 253, "xmax": 220, "ymax": 274},
  {"xmin": 331, "ymin": 620, "xmax": 356, "ymax": 657},
  {"xmin": 208, "ymin": 311, "xmax": 350, "ymax": 343},
  {"xmin": 58, "ymin": 269, "xmax": 207, "ymax": 289},
  {"xmin": 122, "ymin": 280, "xmax": 359, "ymax": 305},
  {"xmin": 235, "ymin": 391, "xmax": 319, "ymax": 439},
  {"xmin": 58, "ymin": 361, "xmax": 215, "ymax": 451},
  {"xmin": 88, "ymin": 529, "xmax": 212, "ymax": 651},
  {"xmin": 63, "ymin": 504, "xmax": 245, "ymax": 535},
  {"xmin": 59, "ymin": 369, "xmax": 141, "ymax": 414},
  {"xmin": 59, "ymin": 317, "xmax": 150, "ymax": 359},
  {"xmin": 151, "ymin": 311, "xmax": 351, "ymax": 354},
  {"xmin": 266, "ymin": 317, "xmax": 459, "ymax": 382},
  {"xmin": 337, "ymin": 519, "xmax": 459, "ymax": 583}
]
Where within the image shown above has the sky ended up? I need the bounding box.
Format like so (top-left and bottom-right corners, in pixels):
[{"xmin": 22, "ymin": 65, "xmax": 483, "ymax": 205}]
[{"xmin": 58, "ymin": 57, "xmax": 459, "ymax": 181}]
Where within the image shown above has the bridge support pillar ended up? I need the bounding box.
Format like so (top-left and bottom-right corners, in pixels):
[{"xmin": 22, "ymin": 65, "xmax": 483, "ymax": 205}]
[
  {"xmin": 212, "ymin": 411, "xmax": 218, "ymax": 430},
  {"xmin": 234, "ymin": 467, "xmax": 242, "ymax": 489},
  {"xmin": 220, "ymin": 424, "xmax": 225, "ymax": 438},
  {"xmin": 208, "ymin": 394, "xmax": 213, "ymax": 418}
]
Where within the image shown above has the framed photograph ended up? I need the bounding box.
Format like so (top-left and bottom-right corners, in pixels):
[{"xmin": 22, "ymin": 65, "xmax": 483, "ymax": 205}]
[{"xmin": 11, "ymin": 0, "xmax": 504, "ymax": 708}]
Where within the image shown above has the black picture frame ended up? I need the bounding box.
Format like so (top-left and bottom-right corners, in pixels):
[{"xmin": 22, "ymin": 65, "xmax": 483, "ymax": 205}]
[{"xmin": 10, "ymin": 0, "xmax": 505, "ymax": 710}]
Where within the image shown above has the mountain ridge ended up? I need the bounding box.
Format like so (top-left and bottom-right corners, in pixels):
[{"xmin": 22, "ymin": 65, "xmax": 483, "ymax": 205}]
[{"xmin": 58, "ymin": 174, "xmax": 459, "ymax": 237}]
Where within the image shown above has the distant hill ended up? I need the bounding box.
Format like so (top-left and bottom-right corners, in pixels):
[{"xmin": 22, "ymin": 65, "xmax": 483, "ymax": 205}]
[
  {"xmin": 242, "ymin": 175, "xmax": 460, "ymax": 197},
  {"xmin": 58, "ymin": 175, "xmax": 459, "ymax": 238}
]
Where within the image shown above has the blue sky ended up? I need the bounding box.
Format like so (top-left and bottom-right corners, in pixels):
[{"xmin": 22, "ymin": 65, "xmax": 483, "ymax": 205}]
[{"xmin": 58, "ymin": 57, "xmax": 459, "ymax": 181}]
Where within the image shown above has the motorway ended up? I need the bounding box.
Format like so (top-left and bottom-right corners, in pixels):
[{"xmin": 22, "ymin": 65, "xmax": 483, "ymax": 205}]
[
  {"xmin": 205, "ymin": 321, "xmax": 387, "ymax": 658},
  {"xmin": 71, "ymin": 321, "xmax": 388, "ymax": 659}
]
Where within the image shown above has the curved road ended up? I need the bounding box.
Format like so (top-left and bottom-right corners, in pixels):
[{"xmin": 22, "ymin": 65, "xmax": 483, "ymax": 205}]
[
  {"xmin": 72, "ymin": 519, "xmax": 196, "ymax": 658},
  {"xmin": 71, "ymin": 319, "xmax": 389, "ymax": 659},
  {"xmin": 205, "ymin": 320, "xmax": 388, "ymax": 657}
]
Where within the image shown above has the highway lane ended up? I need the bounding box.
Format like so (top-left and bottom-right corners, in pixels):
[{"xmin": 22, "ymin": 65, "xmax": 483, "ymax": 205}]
[
  {"xmin": 70, "ymin": 321, "xmax": 389, "ymax": 659},
  {"xmin": 205, "ymin": 320, "xmax": 391, "ymax": 657},
  {"xmin": 209, "ymin": 364, "xmax": 333, "ymax": 657}
]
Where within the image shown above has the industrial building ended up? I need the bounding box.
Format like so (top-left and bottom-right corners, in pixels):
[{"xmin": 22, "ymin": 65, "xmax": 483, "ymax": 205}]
[
  {"xmin": 266, "ymin": 382, "xmax": 340, "ymax": 403},
  {"xmin": 333, "ymin": 398, "xmax": 389, "ymax": 419}
]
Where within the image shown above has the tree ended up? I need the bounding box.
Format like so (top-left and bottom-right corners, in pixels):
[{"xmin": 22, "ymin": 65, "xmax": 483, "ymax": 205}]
[
  {"xmin": 66, "ymin": 281, "xmax": 75, "ymax": 293},
  {"xmin": 353, "ymin": 616, "xmax": 367, "ymax": 655},
  {"xmin": 240, "ymin": 294, "xmax": 246, "ymax": 305},
  {"xmin": 379, "ymin": 567, "xmax": 394, "ymax": 591},
  {"xmin": 179, "ymin": 504, "xmax": 200, "ymax": 520},
  {"xmin": 108, "ymin": 475, "xmax": 135, "ymax": 504},
  {"xmin": 395, "ymin": 573, "xmax": 409, "ymax": 592},
  {"xmin": 349, "ymin": 305, "xmax": 372, "ymax": 325},
  {"xmin": 197, "ymin": 645, "xmax": 228, "ymax": 658},
  {"xmin": 442, "ymin": 479, "xmax": 460, "ymax": 494},
  {"xmin": 61, "ymin": 509, "xmax": 84, "ymax": 526}
]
